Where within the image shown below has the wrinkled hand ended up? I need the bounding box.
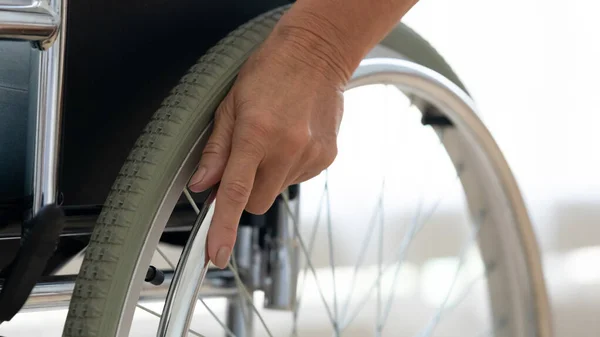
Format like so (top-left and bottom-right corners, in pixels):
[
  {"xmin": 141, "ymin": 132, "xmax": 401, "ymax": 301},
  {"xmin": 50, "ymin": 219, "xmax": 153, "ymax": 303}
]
[{"xmin": 188, "ymin": 31, "xmax": 346, "ymax": 269}]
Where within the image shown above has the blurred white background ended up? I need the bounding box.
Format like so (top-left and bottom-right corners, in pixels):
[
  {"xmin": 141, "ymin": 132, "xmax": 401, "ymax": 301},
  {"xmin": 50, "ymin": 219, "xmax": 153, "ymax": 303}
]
[
  {"xmin": 2, "ymin": 0, "xmax": 599, "ymax": 336},
  {"xmin": 403, "ymin": 0, "xmax": 600, "ymax": 335}
]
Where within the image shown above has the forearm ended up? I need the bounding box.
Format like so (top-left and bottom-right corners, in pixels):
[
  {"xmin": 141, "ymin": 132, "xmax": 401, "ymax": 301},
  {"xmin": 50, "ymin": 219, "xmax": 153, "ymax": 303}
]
[{"xmin": 272, "ymin": 0, "xmax": 419, "ymax": 82}]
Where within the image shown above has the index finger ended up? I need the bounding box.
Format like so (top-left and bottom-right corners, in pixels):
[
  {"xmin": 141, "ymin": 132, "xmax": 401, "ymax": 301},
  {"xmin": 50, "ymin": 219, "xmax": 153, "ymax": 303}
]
[{"xmin": 206, "ymin": 132, "xmax": 264, "ymax": 268}]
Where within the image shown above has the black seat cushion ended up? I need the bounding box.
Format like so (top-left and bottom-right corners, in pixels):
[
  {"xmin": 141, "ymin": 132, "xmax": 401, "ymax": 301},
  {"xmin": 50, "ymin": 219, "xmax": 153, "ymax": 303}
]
[{"xmin": 0, "ymin": 42, "xmax": 30, "ymax": 203}]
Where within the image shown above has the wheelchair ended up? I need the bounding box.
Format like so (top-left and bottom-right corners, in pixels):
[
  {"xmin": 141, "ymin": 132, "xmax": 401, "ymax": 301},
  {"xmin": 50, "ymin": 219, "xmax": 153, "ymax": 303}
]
[{"xmin": 0, "ymin": 1, "xmax": 552, "ymax": 336}]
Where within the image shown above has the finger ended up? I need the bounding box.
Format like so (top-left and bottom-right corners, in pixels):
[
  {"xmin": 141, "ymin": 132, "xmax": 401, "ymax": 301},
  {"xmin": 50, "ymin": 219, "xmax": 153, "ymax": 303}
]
[
  {"xmin": 188, "ymin": 95, "xmax": 236, "ymax": 193},
  {"xmin": 245, "ymin": 157, "xmax": 293, "ymax": 215},
  {"xmin": 207, "ymin": 129, "xmax": 265, "ymax": 268}
]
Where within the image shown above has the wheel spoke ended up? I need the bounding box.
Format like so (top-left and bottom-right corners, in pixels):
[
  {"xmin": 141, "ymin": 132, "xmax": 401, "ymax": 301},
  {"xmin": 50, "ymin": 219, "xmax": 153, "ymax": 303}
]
[
  {"xmin": 198, "ymin": 298, "xmax": 236, "ymax": 337},
  {"xmin": 229, "ymin": 252, "xmax": 253, "ymax": 328},
  {"xmin": 136, "ymin": 304, "xmax": 205, "ymax": 337},
  {"xmin": 372, "ymin": 125, "xmax": 444, "ymax": 331},
  {"xmin": 281, "ymin": 193, "xmax": 338, "ymax": 328},
  {"xmin": 341, "ymin": 172, "xmax": 427, "ymax": 329},
  {"xmin": 376, "ymin": 204, "xmax": 423, "ymax": 329},
  {"xmin": 156, "ymin": 246, "xmax": 176, "ymax": 270},
  {"xmin": 342, "ymin": 172, "xmax": 461, "ymax": 331},
  {"xmin": 415, "ymin": 211, "xmax": 486, "ymax": 337},
  {"xmin": 443, "ymin": 259, "xmax": 496, "ymax": 314},
  {"xmin": 227, "ymin": 257, "xmax": 274, "ymax": 337},
  {"xmin": 324, "ymin": 171, "xmax": 341, "ymax": 335},
  {"xmin": 376, "ymin": 186, "xmax": 385, "ymax": 336},
  {"xmin": 290, "ymin": 186, "xmax": 326, "ymax": 336},
  {"xmin": 183, "ymin": 188, "xmax": 201, "ymax": 214},
  {"xmin": 376, "ymin": 85, "xmax": 391, "ymax": 336},
  {"xmin": 376, "ymin": 164, "xmax": 462, "ymax": 329},
  {"xmin": 337, "ymin": 196, "xmax": 383, "ymax": 324}
]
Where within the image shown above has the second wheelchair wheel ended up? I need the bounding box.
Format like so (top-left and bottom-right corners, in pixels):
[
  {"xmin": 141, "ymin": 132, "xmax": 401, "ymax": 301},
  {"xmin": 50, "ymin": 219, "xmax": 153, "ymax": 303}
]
[{"xmin": 63, "ymin": 5, "xmax": 551, "ymax": 337}]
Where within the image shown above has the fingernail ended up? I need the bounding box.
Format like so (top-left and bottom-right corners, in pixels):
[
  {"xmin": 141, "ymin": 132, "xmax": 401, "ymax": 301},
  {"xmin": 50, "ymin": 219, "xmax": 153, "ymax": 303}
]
[
  {"xmin": 189, "ymin": 167, "xmax": 207, "ymax": 189},
  {"xmin": 214, "ymin": 246, "xmax": 231, "ymax": 269}
]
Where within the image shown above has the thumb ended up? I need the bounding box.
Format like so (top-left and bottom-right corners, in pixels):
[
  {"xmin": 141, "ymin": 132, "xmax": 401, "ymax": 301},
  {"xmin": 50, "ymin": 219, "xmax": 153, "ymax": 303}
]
[{"xmin": 188, "ymin": 94, "xmax": 236, "ymax": 192}]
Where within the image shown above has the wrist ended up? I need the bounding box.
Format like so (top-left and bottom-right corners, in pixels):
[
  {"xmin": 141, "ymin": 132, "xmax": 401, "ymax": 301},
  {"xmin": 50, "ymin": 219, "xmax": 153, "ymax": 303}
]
[{"xmin": 270, "ymin": 9, "xmax": 360, "ymax": 85}]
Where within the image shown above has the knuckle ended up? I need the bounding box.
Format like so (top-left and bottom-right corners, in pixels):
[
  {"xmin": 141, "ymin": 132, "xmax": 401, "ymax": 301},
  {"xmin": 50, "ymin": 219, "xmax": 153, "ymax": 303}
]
[
  {"xmin": 328, "ymin": 141, "xmax": 338, "ymax": 159},
  {"xmin": 202, "ymin": 141, "xmax": 228, "ymax": 156},
  {"xmin": 326, "ymin": 146, "xmax": 338, "ymax": 166},
  {"xmin": 307, "ymin": 142, "xmax": 323, "ymax": 162},
  {"xmin": 321, "ymin": 141, "xmax": 338, "ymax": 168},
  {"xmin": 306, "ymin": 140, "xmax": 337, "ymax": 169},
  {"xmin": 237, "ymin": 121, "xmax": 272, "ymax": 157},
  {"xmin": 214, "ymin": 111, "xmax": 229, "ymax": 126},
  {"xmin": 237, "ymin": 135, "xmax": 267, "ymax": 159},
  {"xmin": 285, "ymin": 128, "xmax": 312, "ymax": 152},
  {"xmin": 215, "ymin": 99, "xmax": 235, "ymax": 122},
  {"xmin": 241, "ymin": 117, "xmax": 273, "ymax": 140},
  {"xmin": 214, "ymin": 103, "xmax": 229, "ymax": 119},
  {"xmin": 222, "ymin": 180, "xmax": 252, "ymax": 204},
  {"xmin": 295, "ymin": 130, "xmax": 312, "ymax": 146}
]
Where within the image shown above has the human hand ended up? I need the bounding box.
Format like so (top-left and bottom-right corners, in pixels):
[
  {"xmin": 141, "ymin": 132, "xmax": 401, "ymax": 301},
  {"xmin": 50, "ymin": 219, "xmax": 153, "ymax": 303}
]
[{"xmin": 187, "ymin": 27, "xmax": 348, "ymax": 269}]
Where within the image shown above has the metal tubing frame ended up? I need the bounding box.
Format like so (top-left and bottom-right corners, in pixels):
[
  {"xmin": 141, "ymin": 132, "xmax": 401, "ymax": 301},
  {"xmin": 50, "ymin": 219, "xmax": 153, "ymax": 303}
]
[
  {"xmin": 0, "ymin": 0, "xmax": 60, "ymax": 47},
  {"xmin": 226, "ymin": 227, "xmax": 256, "ymax": 337},
  {"xmin": 23, "ymin": 273, "xmax": 239, "ymax": 311},
  {"xmin": 1, "ymin": 0, "xmax": 66, "ymax": 215},
  {"xmin": 262, "ymin": 194, "xmax": 299, "ymax": 310}
]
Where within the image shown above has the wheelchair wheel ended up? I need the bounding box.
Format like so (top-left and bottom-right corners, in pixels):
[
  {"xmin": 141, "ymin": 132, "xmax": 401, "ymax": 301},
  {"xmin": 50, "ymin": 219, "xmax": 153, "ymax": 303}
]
[{"xmin": 63, "ymin": 5, "xmax": 551, "ymax": 337}]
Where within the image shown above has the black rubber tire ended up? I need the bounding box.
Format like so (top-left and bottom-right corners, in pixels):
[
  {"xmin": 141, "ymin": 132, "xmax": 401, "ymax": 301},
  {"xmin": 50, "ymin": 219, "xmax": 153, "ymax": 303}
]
[{"xmin": 62, "ymin": 5, "xmax": 465, "ymax": 337}]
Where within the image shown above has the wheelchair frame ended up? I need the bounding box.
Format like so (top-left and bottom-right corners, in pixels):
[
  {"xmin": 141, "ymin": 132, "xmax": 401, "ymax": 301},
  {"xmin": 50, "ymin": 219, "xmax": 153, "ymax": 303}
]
[{"xmin": 1, "ymin": 0, "xmax": 65, "ymax": 215}]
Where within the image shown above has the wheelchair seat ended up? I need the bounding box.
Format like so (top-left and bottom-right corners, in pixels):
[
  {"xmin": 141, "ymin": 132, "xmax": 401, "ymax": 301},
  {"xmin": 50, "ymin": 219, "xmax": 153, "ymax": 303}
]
[{"xmin": 0, "ymin": 41, "xmax": 30, "ymax": 204}]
